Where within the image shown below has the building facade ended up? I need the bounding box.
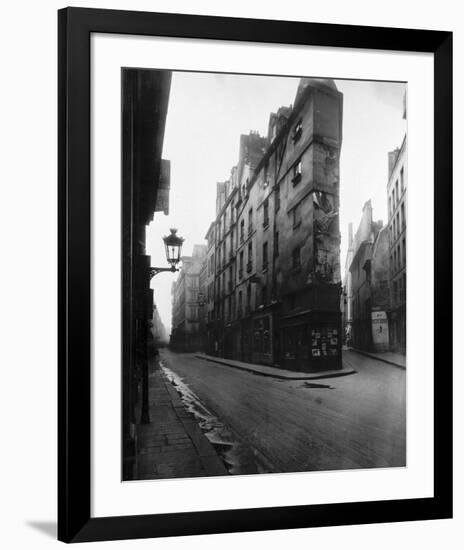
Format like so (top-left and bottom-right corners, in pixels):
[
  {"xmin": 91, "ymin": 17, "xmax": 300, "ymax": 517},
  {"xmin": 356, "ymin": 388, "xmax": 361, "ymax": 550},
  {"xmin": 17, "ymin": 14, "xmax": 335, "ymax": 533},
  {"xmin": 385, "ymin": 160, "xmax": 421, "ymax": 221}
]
[
  {"xmin": 204, "ymin": 78, "xmax": 344, "ymax": 372},
  {"xmin": 122, "ymin": 68, "xmax": 172, "ymax": 479},
  {"xmin": 170, "ymin": 244, "xmax": 207, "ymax": 352},
  {"xmin": 348, "ymin": 200, "xmax": 390, "ymax": 352},
  {"xmin": 387, "ymin": 136, "xmax": 407, "ymax": 353}
]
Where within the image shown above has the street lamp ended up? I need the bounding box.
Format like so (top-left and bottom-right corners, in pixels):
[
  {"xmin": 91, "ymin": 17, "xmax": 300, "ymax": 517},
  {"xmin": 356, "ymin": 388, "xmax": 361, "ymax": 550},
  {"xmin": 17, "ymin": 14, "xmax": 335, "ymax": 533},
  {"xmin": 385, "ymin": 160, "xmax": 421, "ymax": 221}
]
[
  {"xmin": 141, "ymin": 228, "xmax": 184, "ymax": 425},
  {"xmin": 149, "ymin": 228, "xmax": 185, "ymax": 279}
]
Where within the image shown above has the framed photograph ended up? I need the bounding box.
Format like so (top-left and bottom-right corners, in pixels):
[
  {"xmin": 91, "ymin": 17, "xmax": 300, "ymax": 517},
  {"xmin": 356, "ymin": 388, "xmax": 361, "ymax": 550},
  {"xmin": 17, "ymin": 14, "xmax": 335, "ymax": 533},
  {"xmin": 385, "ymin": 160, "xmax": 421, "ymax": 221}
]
[{"xmin": 58, "ymin": 7, "xmax": 452, "ymax": 543}]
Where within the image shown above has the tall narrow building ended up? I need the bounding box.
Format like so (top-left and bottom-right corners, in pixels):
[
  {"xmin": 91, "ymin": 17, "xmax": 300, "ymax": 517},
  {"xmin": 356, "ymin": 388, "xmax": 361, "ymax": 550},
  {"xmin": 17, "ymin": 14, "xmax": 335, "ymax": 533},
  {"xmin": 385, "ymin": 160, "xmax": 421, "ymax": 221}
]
[{"xmin": 387, "ymin": 136, "xmax": 407, "ymax": 353}]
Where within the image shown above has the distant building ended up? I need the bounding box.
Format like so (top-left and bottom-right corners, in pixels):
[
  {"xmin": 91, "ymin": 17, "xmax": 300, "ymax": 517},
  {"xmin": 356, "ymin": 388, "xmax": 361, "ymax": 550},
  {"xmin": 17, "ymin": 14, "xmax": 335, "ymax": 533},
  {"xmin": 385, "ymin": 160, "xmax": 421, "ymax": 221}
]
[
  {"xmin": 170, "ymin": 244, "xmax": 207, "ymax": 351},
  {"xmin": 387, "ymin": 136, "xmax": 407, "ymax": 353},
  {"xmin": 204, "ymin": 78, "xmax": 344, "ymax": 372},
  {"xmin": 150, "ymin": 305, "xmax": 169, "ymax": 347},
  {"xmin": 349, "ymin": 201, "xmax": 390, "ymax": 352}
]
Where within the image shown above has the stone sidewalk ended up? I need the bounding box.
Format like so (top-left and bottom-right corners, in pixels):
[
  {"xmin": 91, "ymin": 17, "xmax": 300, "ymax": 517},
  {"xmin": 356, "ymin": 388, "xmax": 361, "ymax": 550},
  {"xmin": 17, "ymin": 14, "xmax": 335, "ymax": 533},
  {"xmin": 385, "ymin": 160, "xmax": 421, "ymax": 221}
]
[
  {"xmin": 134, "ymin": 357, "xmax": 227, "ymax": 480},
  {"xmin": 349, "ymin": 348, "xmax": 406, "ymax": 369},
  {"xmin": 195, "ymin": 353, "xmax": 356, "ymax": 380}
]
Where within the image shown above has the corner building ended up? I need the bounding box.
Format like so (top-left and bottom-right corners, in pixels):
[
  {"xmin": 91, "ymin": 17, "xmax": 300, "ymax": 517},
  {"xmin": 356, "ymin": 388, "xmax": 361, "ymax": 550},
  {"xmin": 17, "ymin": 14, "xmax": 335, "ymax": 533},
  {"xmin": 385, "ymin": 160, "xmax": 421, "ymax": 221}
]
[
  {"xmin": 205, "ymin": 78, "xmax": 343, "ymax": 372},
  {"xmin": 170, "ymin": 244, "xmax": 207, "ymax": 352}
]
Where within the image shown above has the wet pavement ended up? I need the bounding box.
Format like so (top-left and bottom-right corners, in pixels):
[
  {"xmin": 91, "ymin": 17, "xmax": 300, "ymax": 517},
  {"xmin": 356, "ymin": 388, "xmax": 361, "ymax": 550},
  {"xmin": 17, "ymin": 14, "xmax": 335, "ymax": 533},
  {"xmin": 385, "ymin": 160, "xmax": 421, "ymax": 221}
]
[
  {"xmin": 134, "ymin": 359, "xmax": 227, "ymax": 480},
  {"xmin": 159, "ymin": 348, "xmax": 406, "ymax": 474}
]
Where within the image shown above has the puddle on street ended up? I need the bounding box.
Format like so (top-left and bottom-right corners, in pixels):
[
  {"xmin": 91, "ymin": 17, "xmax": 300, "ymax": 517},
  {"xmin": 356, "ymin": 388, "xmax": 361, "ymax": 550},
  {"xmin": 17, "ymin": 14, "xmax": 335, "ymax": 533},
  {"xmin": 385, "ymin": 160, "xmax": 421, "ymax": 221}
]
[{"xmin": 161, "ymin": 363, "xmax": 268, "ymax": 475}]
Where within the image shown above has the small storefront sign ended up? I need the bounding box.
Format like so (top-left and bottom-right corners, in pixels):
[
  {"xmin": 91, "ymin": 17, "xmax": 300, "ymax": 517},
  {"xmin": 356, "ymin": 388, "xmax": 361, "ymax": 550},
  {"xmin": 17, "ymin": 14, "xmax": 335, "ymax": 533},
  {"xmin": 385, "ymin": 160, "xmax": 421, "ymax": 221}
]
[{"xmin": 371, "ymin": 310, "xmax": 389, "ymax": 350}]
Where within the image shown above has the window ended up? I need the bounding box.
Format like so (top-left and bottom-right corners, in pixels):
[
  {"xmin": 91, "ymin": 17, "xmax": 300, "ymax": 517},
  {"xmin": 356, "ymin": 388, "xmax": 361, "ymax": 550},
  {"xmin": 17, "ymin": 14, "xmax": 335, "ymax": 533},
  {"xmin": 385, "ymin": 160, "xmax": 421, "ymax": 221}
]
[
  {"xmin": 400, "ymin": 166, "xmax": 404, "ymax": 193},
  {"xmin": 263, "ymin": 198, "xmax": 269, "ymax": 227},
  {"xmin": 240, "ymin": 219, "xmax": 244, "ymax": 242},
  {"xmin": 246, "ymin": 284, "xmax": 251, "ymax": 311},
  {"xmin": 228, "ymin": 266, "xmax": 233, "ymax": 292},
  {"xmin": 239, "ymin": 251, "xmax": 244, "ymax": 278},
  {"xmin": 230, "ymin": 232, "xmax": 234, "ymax": 256},
  {"xmin": 292, "ymin": 159, "xmax": 302, "ymax": 185},
  {"xmin": 238, "ymin": 290, "xmax": 243, "ymax": 317},
  {"xmin": 262, "ymin": 242, "xmax": 268, "ymax": 271},
  {"xmin": 275, "ymin": 232, "xmax": 279, "ymax": 257},
  {"xmin": 392, "ymin": 189, "xmax": 396, "ymax": 209},
  {"xmin": 396, "ymin": 213, "xmax": 400, "ymax": 239},
  {"xmin": 395, "ymin": 180, "xmax": 399, "ymax": 204},
  {"xmin": 364, "ymin": 260, "xmax": 372, "ymax": 283},
  {"xmin": 402, "ymin": 237, "xmax": 406, "ymax": 265},
  {"xmin": 275, "ymin": 184, "xmax": 280, "ymax": 212},
  {"xmin": 292, "ymin": 119, "xmax": 302, "ymax": 142},
  {"xmin": 248, "ymin": 208, "xmax": 253, "ymax": 234},
  {"xmin": 263, "ymin": 163, "xmax": 270, "ymax": 188},
  {"xmin": 222, "ymin": 242, "xmax": 226, "ymax": 266},
  {"xmin": 388, "ymin": 196, "xmax": 392, "ymax": 217},
  {"xmin": 401, "ymin": 202, "xmax": 405, "ymax": 230},
  {"xmin": 292, "ymin": 246, "xmax": 301, "ymax": 269},
  {"xmin": 261, "ymin": 285, "xmax": 267, "ymax": 305},
  {"xmin": 188, "ymin": 306, "xmax": 198, "ymax": 321},
  {"xmin": 293, "ymin": 202, "xmax": 302, "ymax": 229},
  {"xmin": 247, "ymin": 241, "xmax": 253, "ymax": 272}
]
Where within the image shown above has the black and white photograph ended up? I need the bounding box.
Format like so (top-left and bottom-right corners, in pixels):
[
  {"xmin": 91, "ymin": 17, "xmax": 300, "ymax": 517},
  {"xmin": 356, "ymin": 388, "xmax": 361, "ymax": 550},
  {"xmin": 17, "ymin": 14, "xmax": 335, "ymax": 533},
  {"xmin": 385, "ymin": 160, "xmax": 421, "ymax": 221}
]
[{"xmin": 122, "ymin": 68, "xmax": 407, "ymax": 482}]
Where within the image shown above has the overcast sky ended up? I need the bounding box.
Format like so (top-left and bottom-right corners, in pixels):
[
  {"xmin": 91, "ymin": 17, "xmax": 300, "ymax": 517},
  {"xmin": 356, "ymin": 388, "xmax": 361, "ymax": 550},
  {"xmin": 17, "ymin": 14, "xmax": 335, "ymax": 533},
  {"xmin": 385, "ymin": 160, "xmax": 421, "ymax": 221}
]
[{"xmin": 146, "ymin": 71, "xmax": 406, "ymax": 332}]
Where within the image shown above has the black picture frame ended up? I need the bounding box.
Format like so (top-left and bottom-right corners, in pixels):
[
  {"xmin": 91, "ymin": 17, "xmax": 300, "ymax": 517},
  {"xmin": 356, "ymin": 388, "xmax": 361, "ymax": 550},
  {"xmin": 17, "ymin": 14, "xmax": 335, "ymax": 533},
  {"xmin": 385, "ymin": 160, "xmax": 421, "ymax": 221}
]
[{"xmin": 58, "ymin": 7, "xmax": 453, "ymax": 543}]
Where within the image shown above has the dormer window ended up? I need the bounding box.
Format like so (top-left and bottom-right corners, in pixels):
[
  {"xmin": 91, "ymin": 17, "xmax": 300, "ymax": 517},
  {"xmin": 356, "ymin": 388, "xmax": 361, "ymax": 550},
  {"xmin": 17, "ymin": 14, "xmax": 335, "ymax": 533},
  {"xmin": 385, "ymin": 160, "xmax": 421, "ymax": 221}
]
[
  {"xmin": 292, "ymin": 119, "xmax": 302, "ymax": 142},
  {"xmin": 292, "ymin": 159, "xmax": 302, "ymax": 185}
]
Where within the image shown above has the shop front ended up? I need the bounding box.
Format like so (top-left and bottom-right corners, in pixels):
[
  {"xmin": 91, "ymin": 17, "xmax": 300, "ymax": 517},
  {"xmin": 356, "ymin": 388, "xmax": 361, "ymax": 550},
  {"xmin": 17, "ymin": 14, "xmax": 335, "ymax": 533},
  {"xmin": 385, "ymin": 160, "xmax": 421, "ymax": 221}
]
[{"xmin": 280, "ymin": 310, "xmax": 342, "ymax": 372}]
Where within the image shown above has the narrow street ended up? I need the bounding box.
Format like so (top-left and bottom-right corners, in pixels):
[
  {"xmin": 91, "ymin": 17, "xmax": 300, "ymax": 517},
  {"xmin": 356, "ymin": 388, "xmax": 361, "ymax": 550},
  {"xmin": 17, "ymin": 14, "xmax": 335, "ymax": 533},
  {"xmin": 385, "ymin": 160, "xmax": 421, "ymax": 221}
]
[{"xmin": 159, "ymin": 348, "xmax": 406, "ymax": 475}]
